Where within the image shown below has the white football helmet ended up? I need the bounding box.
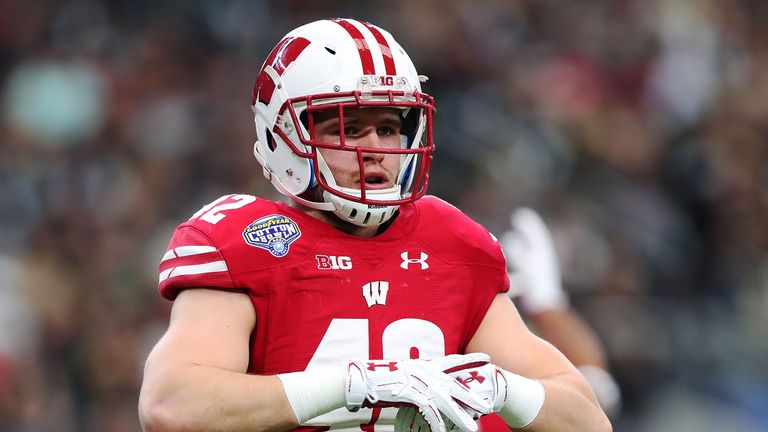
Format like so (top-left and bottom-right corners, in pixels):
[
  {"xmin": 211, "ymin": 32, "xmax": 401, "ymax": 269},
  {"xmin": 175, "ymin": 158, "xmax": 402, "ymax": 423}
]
[{"xmin": 251, "ymin": 18, "xmax": 435, "ymax": 227}]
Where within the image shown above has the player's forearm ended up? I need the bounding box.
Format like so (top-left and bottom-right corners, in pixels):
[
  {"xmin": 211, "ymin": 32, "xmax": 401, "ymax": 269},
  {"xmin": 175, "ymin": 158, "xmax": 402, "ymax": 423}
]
[
  {"xmin": 515, "ymin": 373, "xmax": 612, "ymax": 432},
  {"xmin": 139, "ymin": 361, "xmax": 307, "ymax": 432}
]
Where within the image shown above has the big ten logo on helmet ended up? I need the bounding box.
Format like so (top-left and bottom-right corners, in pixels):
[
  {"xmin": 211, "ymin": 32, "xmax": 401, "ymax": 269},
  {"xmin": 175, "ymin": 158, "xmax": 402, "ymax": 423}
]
[
  {"xmin": 372, "ymin": 75, "xmax": 394, "ymax": 86},
  {"xmin": 316, "ymin": 255, "xmax": 352, "ymax": 270},
  {"xmin": 363, "ymin": 75, "xmax": 395, "ymax": 88}
]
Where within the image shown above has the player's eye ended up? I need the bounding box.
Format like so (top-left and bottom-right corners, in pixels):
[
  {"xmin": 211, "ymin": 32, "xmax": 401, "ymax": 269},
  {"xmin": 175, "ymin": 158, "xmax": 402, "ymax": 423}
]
[{"xmin": 377, "ymin": 126, "xmax": 398, "ymax": 136}]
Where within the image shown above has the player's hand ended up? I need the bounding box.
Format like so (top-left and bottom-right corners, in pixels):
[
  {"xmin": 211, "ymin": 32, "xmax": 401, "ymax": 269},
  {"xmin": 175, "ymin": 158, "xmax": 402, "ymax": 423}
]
[
  {"xmin": 396, "ymin": 406, "xmax": 442, "ymax": 432},
  {"xmin": 396, "ymin": 361, "xmax": 508, "ymax": 432},
  {"xmin": 501, "ymin": 207, "xmax": 568, "ymax": 313},
  {"xmin": 448, "ymin": 359, "xmax": 545, "ymax": 429},
  {"xmin": 449, "ymin": 362, "xmax": 508, "ymax": 412},
  {"xmin": 395, "ymin": 356, "xmax": 546, "ymax": 432},
  {"xmin": 345, "ymin": 354, "xmax": 493, "ymax": 432},
  {"xmin": 394, "ymin": 359, "xmax": 504, "ymax": 432}
]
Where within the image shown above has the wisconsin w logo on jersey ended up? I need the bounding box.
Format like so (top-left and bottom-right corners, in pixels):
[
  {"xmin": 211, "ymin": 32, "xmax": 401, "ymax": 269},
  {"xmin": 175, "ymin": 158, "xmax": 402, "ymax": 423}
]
[{"xmin": 362, "ymin": 281, "xmax": 389, "ymax": 307}]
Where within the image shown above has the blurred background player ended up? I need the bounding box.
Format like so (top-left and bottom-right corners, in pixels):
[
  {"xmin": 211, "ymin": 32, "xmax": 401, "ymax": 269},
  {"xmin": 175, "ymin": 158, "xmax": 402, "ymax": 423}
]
[
  {"xmin": 501, "ymin": 208, "xmax": 621, "ymax": 417},
  {"xmin": 476, "ymin": 207, "xmax": 621, "ymax": 432}
]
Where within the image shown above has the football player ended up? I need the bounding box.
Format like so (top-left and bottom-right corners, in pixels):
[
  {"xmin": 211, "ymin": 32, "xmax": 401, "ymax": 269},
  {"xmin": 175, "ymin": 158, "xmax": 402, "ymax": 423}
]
[{"xmin": 138, "ymin": 18, "xmax": 612, "ymax": 432}]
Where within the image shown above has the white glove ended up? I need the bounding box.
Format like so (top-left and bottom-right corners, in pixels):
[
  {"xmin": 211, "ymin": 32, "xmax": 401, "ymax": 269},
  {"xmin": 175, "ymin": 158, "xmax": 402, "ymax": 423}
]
[
  {"xmin": 449, "ymin": 361, "xmax": 545, "ymax": 429},
  {"xmin": 395, "ymin": 403, "xmax": 488, "ymax": 432},
  {"xmin": 501, "ymin": 207, "xmax": 568, "ymax": 313},
  {"xmin": 396, "ymin": 406, "xmax": 441, "ymax": 432},
  {"xmin": 346, "ymin": 354, "xmax": 493, "ymax": 432},
  {"xmin": 393, "ymin": 355, "xmax": 498, "ymax": 432},
  {"xmin": 397, "ymin": 360, "xmax": 545, "ymax": 432}
]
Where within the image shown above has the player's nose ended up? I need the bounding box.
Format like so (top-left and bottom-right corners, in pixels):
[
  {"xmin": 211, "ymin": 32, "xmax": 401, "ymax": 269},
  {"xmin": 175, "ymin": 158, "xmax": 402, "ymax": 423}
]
[{"xmin": 359, "ymin": 130, "xmax": 386, "ymax": 162}]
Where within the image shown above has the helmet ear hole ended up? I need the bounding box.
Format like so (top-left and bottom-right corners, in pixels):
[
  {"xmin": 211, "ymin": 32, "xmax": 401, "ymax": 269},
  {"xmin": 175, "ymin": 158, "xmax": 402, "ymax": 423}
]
[{"xmin": 266, "ymin": 130, "xmax": 277, "ymax": 151}]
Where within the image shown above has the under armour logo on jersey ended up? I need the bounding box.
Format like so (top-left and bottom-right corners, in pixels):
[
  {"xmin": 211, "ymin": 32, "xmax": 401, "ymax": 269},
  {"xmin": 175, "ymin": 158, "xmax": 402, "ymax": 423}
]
[
  {"xmin": 362, "ymin": 281, "xmax": 389, "ymax": 307},
  {"xmin": 457, "ymin": 371, "xmax": 486, "ymax": 387},
  {"xmin": 400, "ymin": 252, "xmax": 429, "ymax": 270}
]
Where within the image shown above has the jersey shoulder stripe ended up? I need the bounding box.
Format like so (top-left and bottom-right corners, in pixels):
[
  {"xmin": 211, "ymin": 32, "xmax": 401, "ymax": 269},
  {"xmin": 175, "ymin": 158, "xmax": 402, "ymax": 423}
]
[
  {"xmin": 158, "ymin": 224, "xmax": 235, "ymax": 299},
  {"xmin": 159, "ymin": 243, "xmax": 229, "ymax": 284}
]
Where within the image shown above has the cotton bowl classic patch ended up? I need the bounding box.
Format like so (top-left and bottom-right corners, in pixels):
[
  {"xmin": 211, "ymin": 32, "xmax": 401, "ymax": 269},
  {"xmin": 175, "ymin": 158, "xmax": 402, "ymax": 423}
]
[{"xmin": 242, "ymin": 214, "xmax": 301, "ymax": 257}]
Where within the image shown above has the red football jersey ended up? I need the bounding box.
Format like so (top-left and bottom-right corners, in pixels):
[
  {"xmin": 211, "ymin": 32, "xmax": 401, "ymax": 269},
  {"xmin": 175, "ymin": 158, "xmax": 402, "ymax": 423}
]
[{"xmin": 158, "ymin": 194, "xmax": 509, "ymax": 430}]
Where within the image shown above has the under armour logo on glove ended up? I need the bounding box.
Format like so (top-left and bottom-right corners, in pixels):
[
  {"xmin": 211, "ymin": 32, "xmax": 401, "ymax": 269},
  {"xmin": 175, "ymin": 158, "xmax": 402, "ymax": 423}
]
[
  {"xmin": 450, "ymin": 362, "xmax": 508, "ymax": 411},
  {"xmin": 456, "ymin": 371, "xmax": 486, "ymax": 386},
  {"xmin": 401, "ymin": 252, "xmax": 429, "ymax": 270}
]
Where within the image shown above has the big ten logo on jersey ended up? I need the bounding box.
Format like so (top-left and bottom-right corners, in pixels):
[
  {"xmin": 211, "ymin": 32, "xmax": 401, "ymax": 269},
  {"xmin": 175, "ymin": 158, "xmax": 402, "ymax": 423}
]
[{"xmin": 315, "ymin": 255, "xmax": 352, "ymax": 270}]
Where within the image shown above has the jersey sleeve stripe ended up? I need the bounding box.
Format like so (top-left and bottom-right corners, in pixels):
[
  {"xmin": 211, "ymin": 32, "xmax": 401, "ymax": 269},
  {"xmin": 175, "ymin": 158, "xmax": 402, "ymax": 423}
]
[
  {"xmin": 161, "ymin": 245, "xmax": 219, "ymax": 262},
  {"xmin": 159, "ymin": 260, "xmax": 229, "ymax": 283}
]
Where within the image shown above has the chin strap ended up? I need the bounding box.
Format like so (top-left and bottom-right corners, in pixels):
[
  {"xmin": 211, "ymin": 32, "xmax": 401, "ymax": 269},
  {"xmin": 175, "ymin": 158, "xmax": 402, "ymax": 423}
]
[
  {"xmin": 323, "ymin": 187, "xmax": 400, "ymax": 227},
  {"xmin": 288, "ymin": 193, "xmax": 336, "ymax": 212}
]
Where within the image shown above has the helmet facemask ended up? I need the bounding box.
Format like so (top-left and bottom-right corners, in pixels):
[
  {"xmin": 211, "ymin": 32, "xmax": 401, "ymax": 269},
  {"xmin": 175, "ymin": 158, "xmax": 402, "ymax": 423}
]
[{"xmin": 274, "ymin": 89, "xmax": 434, "ymax": 226}]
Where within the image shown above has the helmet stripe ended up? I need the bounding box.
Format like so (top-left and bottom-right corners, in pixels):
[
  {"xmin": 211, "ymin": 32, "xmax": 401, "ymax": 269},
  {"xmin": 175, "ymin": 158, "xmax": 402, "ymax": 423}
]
[
  {"xmin": 331, "ymin": 19, "xmax": 375, "ymax": 74},
  {"xmin": 358, "ymin": 21, "xmax": 396, "ymax": 75},
  {"xmin": 253, "ymin": 36, "xmax": 311, "ymax": 105}
]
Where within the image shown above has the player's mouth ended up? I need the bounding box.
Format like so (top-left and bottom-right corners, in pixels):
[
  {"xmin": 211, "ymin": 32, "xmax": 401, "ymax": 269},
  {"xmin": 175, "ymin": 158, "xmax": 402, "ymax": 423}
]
[{"xmin": 360, "ymin": 172, "xmax": 392, "ymax": 189}]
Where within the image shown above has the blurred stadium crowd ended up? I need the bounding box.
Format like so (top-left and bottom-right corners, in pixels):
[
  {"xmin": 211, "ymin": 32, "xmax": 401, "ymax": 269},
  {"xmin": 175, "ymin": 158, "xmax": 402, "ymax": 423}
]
[{"xmin": 0, "ymin": 0, "xmax": 766, "ymax": 431}]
